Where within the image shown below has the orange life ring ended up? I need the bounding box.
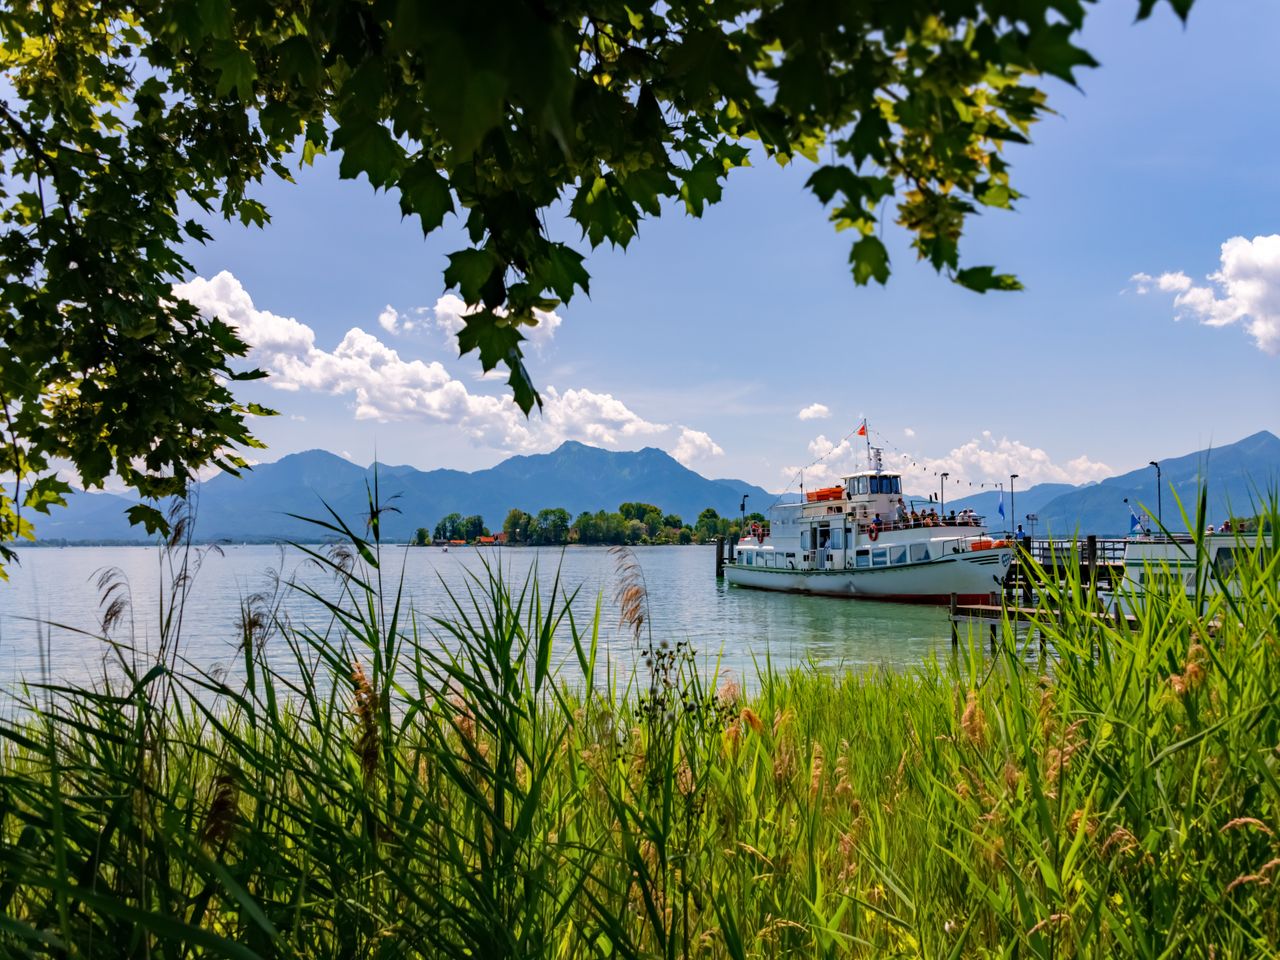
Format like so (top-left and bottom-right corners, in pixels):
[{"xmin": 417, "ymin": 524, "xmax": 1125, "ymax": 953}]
[{"xmin": 867, "ymin": 526, "xmax": 879, "ymax": 542}]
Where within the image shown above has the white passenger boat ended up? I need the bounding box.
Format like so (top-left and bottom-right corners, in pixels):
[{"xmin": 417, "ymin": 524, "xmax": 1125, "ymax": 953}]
[
  {"xmin": 725, "ymin": 448, "xmax": 1013, "ymax": 604},
  {"xmin": 1117, "ymin": 530, "xmax": 1266, "ymax": 602}
]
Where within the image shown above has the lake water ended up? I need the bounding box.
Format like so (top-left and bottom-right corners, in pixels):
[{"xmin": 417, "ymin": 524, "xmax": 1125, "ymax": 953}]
[{"xmin": 0, "ymin": 544, "xmax": 956, "ymax": 693}]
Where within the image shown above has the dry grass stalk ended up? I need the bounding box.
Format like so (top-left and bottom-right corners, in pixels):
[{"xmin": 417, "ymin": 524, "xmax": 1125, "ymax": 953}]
[
  {"xmin": 1225, "ymin": 873, "xmax": 1270, "ymax": 894},
  {"xmin": 961, "ymin": 690, "xmax": 987, "ymax": 747},
  {"xmin": 201, "ymin": 769, "xmax": 239, "ymax": 847},
  {"xmin": 1219, "ymin": 817, "xmax": 1274, "ymax": 836},
  {"xmin": 351, "ymin": 660, "xmax": 379, "ymax": 785},
  {"xmin": 1027, "ymin": 913, "xmax": 1071, "ymax": 936},
  {"xmin": 610, "ymin": 546, "xmax": 649, "ymax": 648}
]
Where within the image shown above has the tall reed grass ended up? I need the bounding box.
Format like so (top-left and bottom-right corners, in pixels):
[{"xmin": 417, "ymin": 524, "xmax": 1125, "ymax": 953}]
[{"xmin": 1, "ymin": 497, "xmax": 1276, "ymax": 957}]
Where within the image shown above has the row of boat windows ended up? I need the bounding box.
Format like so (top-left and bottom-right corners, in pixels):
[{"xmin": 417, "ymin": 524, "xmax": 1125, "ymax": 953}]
[
  {"xmin": 855, "ymin": 542, "xmax": 933, "ymax": 567},
  {"xmin": 739, "ymin": 542, "xmax": 934, "ymax": 567},
  {"xmin": 849, "ymin": 475, "xmax": 903, "ymax": 496}
]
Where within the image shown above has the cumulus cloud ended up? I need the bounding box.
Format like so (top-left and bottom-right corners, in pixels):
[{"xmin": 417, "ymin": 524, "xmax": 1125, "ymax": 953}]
[
  {"xmin": 173, "ymin": 271, "xmax": 716, "ymax": 460},
  {"xmin": 903, "ymin": 427, "xmax": 916, "ymax": 438},
  {"xmin": 672, "ymin": 428, "xmax": 725, "ymax": 466},
  {"xmin": 797, "ymin": 403, "xmax": 830, "ymax": 421},
  {"xmin": 377, "ymin": 304, "xmax": 422, "ymax": 335},
  {"xmin": 780, "ymin": 431, "xmax": 1112, "ymax": 492},
  {"xmin": 1133, "ymin": 235, "xmax": 1280, "ymax": 354}
]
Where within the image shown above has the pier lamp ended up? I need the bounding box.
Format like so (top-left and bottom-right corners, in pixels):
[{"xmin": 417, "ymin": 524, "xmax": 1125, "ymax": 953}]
[
  {"xmin": 740, "ymin": 494, "xmax": 749, "ymax": 534},
  {"xmin": 1010, "ymin": 474, "xmax": 1019, "ymax": 537},
  {"xmin": 939, "ymin": 472, "xmax": 949, "ymax": 515},
  {"xmin": 1148, "ymin": 461, "xmax": 1162, "ymax": 530}
]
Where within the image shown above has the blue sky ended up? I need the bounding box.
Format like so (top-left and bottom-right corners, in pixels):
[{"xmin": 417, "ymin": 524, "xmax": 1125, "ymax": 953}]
[{"xmin": 179, "ymin": 0, "xmax": 1279, "ymax": 497}]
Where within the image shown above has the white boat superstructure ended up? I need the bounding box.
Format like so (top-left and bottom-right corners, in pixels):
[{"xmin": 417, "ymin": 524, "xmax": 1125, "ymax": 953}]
[
  {"xmin": 1118, "ymin": 532, "xmax": 1267, "ymax": 603},
  {"xmin": 725, "ymin": 448, "xmax": 1013, "ymax": 604}
]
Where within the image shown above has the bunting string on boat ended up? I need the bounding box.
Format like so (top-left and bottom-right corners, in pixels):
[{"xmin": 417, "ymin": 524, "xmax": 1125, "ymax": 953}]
[{"xmin": 766, "ymin": 419, "xmax": 869, "ymax": 513}]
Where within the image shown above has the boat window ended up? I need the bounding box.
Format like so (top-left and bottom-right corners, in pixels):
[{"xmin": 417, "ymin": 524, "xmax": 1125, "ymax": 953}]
[
  {"xmin": 830, "ymin": 528, "xmax": 844, "ymax": 549},
  {"xmin": 855, "ymin": 549, "xmax": 870, "ymax": 568},
  {"xmin": 871, "ymin": 548, "xmax": 888, "ymax": 567},
  {"xmin": 889, "ymin": 545, "xmax": 908, "ymax": 565},
  {"xmin": 891, "ymin": 476, "xmax": 902, "ymax": 494},
  {"xmin": 1214, "ymin": 547, "xmax": 1241, "ymax": 578},
  {"xmin": 856, "ymin": 477, "xmax": 867, "ymax": 495},
  {"xmin": 910, "ymin": 542, "xmax": 932, "ymax": 562}
]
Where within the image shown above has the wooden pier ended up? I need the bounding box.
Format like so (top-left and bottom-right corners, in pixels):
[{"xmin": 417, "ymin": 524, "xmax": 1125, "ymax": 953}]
[
  {"xmin": 948, "ymin": 593, "xmax": 1140, "ymax": 650},
  {"xmin": 1004, "ymin": 534, "xmax": 1128, "ymax": 597}
]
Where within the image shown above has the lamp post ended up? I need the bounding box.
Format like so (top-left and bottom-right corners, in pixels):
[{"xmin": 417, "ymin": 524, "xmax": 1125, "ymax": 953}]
[
  {"xmin": 1010, "ymin": 473, "xmax": 1019, "ymax": 537},
  {"xmin": 939, "ymin": 472, "xmax": 949, "ymax": 517},
  {"xmin": 1148, "ymin": 460, "xmax": 1162, "ymax": 531},
  {"xmin": 740, "ymin": 494, "xmax": 749, "ymax": 535}
]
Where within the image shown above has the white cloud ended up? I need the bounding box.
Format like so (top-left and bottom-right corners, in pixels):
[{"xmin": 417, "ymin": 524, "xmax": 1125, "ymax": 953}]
[
  {"xmin": 672, "ymin": 428, "xmax": 725, "ymax": 466},
  {"xmin": 377, "ymin": 305, "xmax": 414, "ymax": 335},
  {"xmin": 172, "ymin": 271, "xmax": 717, "ymax": 462},
  {"xmin": 539, "ymin": 386, "xmax": 668, "ymax": 446},
  {"xmin": 1131, "ymin": 271, "xmax": 1193, "ymax": 295},
  {"xmin": 1133, "ymin": 235, "xmax": 1280, "ymax": 354},
  {"xmin": 903, "ymin": 427, "xmax": 915, "ymax": 438},
  {"xmin": 780, "ymin": 431, "xmax": 1112, "ymax": 492},
  {"xmin": 797, "ymin": 403, "xmax": 830, "ymax": 421}
]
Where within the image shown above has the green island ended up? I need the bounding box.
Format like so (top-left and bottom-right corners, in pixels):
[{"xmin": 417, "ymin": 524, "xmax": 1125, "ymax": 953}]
[
  {"xmin": 2, "ymin": 500, "xmax": 1276, "ymax": 957},
  {"xmin": 416, "ymin": 504, "xmax": 768, "ymax": 547}
]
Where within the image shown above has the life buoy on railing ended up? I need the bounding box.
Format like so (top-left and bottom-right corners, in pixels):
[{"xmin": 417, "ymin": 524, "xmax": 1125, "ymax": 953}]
[{"xmin": 867, "ymin": 526, "xmax": 879, "ymax": 542}]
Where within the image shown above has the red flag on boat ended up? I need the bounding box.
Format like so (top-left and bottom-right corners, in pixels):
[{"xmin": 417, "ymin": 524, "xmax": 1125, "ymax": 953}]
[{"xmin": 855, "ymin": 421, "xmax": 867, "ymax": 436}]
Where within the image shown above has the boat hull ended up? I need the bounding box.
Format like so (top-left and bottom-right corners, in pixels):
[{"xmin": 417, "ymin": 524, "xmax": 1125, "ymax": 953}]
[{"xmin": 723, "ymin": 550, "xmax": 1010, "ymax": 604}]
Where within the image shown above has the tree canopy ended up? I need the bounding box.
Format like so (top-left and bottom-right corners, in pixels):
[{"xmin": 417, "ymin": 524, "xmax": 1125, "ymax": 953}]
[{"xmin": 0, "ymin": 0, "xmax": 1193, "ymax": 560}]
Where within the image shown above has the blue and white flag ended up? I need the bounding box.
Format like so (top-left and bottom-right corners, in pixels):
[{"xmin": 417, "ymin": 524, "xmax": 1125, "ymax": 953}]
[
  {"xmin": 1129, "ymin": 506, "xmax": 1145, "ymax": 535},
  {"xmin": 997, "ymin": 491, "xmax": 1005, "ymax": 520}
]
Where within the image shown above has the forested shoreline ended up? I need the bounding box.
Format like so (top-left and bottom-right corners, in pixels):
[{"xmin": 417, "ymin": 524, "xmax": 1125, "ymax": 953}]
[{"xmin": 415, "ymin": 502, "xmax": 768, "ymax": 546}]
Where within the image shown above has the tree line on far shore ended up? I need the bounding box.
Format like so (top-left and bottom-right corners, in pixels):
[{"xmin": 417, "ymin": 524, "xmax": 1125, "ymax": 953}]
[{"xmin": 412, "ymin": 503, "xmax": 768, "ymax": 546}]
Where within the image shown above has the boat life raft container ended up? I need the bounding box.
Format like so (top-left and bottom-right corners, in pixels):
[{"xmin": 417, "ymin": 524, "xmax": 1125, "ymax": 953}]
[{"xmin": 805, "ymin": 486, "xmax": 844, "ymax": 503}]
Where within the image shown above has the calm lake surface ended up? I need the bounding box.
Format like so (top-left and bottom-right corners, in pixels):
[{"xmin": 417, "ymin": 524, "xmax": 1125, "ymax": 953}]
[{"xmin": 1, "ymin": 544, "xmax": 956, "ymax": 693}]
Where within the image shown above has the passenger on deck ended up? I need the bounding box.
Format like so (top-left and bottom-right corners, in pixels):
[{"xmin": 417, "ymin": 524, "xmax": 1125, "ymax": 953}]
[
  {"xmin": 872, "ymin": 513, "xmax": 883, "ymax": 531},
  {"xmin": 895, "ymin": 498, "xmax": 908, "ymax": 524},
  {"xmin": 1221, "ymin": 519, "xmax": 1232, "ymax": 533},
  {"xmin": 949, "ymin": 510, "xmax": 957, "ymax": 525},
  {"xmin": 929, "ymin": 508, "xmax": 939, "ymax": 524}
]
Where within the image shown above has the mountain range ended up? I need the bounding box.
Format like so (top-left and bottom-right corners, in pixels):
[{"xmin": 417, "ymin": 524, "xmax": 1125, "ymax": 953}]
[
  {"xmin": 944, "ymin": 430, "xmax": 1280, "ymax": 535},
  {"xmin": 15, "ymin": 430, "xmax": 1280, "ymax": 543},
  {"xmin": 25, "ymin": 441, "xmax": 784, "ymax": 543}
]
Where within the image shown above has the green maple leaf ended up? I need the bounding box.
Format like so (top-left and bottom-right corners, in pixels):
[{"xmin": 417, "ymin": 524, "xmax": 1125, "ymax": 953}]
[
  {"xmin": 209, "ymin": 42, "xmax": 256, "ymax": 98},
  {"xmin": 444, "ymin": 249, "xmax": 500, "ymax": 304},
  {"xmin": 539, "ymin": 244, "xmax": 590, "ymax": 301},
  {"xmin": 850, "ymin": 236, "xmax": 889, "ymax": 286},
  {"xmin": 126, "ymin": 504, "xmax": 170, "ymax": 537},
  {"xmin": 398, "ymin": 158, "xmax": 454, "ymax": 234},
  {"xmin": 332, "ymin": 121, "xmax": 404, "ymax": 189},
  {"xmin": 955, "ymin": 266, "xmax": 1023, "ymax": 293}
]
